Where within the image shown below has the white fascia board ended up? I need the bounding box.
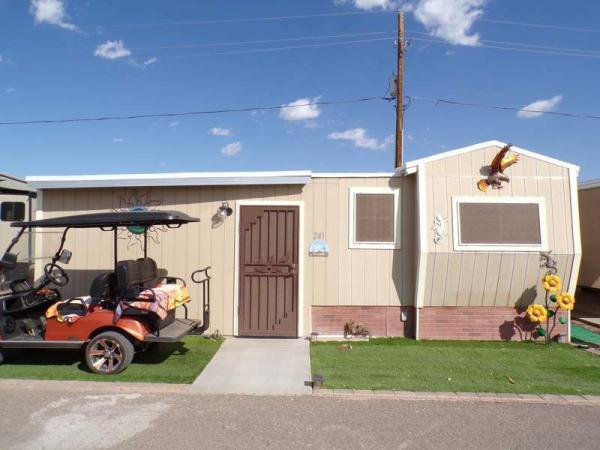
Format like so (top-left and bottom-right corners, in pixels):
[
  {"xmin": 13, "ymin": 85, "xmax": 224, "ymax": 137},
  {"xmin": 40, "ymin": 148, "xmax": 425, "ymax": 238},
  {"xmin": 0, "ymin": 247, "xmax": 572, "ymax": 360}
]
[
  {"xmin": 579, "ymin": 178, "xmax": 600, "ymax": 190},
  {"xmin": 26, "ymin": 171, "xmax": 312, "ymax": 189},
  {"xmin": 312, "ymin": 172, "xmax": 397, "ymax": 178},
  {"xmin": 405, "ymin": 140, "xmax": 580, "ymax": 172}
]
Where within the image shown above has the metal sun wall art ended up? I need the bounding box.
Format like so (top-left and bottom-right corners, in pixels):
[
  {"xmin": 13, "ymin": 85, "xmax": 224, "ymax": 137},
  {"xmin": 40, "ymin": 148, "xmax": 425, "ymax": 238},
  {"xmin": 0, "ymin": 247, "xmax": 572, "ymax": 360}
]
[
  {"xmin": 432, "ymin": 214, "xmax": 448, "ymax": 244},
  {"xmin": 113, "ymin": 192, "xmax": 166, "ymax": 250}
]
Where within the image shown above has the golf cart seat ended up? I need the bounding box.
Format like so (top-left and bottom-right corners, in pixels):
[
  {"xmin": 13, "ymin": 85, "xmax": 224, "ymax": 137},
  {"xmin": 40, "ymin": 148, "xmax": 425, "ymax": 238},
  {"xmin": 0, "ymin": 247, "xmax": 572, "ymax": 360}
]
[
  {"xmin": 116, "ymin": 258, "xmax": 191, "ymax": 321},
  {"xmin": 116, "ymin": 258, "xmax": 160, "ymax": 300}
]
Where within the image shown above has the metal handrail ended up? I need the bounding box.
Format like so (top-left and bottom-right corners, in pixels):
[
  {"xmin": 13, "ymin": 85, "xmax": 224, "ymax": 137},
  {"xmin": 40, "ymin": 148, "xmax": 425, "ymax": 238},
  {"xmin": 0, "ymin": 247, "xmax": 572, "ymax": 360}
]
[{"xmin": 191, "ymin": 266, "xmax": 211, "ymax": 333}]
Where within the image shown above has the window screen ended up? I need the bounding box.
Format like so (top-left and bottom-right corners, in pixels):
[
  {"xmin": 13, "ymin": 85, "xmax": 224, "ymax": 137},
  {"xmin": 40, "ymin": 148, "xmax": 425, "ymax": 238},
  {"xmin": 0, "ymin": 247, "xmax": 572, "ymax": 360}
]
[
  {"xmin": 1, "ymin": 202, "xmax": 25, "ymax": 222},
  {"xmin": 458, "ymin": 202, "xmax": 542, "ymax": 245},
  {"xmin": 355, "ymin": 193, "xmax": 395, "ymax": 243}
]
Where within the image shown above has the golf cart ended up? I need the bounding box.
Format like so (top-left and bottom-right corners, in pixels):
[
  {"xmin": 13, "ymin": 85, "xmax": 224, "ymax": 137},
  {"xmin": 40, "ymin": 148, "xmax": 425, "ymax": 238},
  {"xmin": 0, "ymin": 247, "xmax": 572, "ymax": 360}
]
[{"xmin": 0, "ymin": 210, "xmax": 210, "ymax": 375}]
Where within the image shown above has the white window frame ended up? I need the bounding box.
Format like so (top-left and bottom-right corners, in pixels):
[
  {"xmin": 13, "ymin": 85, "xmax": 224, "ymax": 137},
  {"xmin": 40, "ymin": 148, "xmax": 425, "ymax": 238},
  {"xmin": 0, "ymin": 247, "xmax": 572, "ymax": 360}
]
[
  {"xmin": 452, "ymin": 196, "xmax": 548, "ymax": 252},
  {"xmin": 348, "ymin": 187, "xmax": 400, "ymax": 250}
]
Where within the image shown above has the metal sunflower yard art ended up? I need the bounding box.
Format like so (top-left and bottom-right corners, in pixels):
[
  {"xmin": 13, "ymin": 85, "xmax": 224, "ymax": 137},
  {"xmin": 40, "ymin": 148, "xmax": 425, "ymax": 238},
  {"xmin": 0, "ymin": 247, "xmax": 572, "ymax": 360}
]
[{"xmin": 527, "ymin": 252, "xmax": 575, "ymax": 346}]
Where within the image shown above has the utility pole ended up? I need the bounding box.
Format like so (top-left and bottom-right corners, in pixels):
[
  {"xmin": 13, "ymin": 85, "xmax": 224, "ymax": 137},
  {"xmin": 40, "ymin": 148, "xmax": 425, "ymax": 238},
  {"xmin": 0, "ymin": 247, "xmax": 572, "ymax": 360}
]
[{"xmin": 395, "ymin": 11, "xmax": 405, "ymax": 169}]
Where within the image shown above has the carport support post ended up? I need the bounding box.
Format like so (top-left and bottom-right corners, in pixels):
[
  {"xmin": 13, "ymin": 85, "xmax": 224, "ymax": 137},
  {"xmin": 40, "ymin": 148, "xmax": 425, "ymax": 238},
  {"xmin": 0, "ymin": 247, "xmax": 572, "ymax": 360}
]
[{"xmin": 113, "ymin": 227, "xmax": 118, "ymax": 270}]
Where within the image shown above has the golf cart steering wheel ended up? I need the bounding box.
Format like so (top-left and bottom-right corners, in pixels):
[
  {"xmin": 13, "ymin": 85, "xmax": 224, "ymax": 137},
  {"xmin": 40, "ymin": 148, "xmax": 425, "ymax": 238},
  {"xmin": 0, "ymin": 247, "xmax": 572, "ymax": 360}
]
[{"xmin": 44, "ymin": 263, "xmax": 69, "ymax": 287}]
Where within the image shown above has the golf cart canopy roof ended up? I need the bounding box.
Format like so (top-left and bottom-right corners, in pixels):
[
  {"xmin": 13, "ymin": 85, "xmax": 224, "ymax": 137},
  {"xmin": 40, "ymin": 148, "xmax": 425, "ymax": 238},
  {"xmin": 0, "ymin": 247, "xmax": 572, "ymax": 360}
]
[{"xmin": 12, "ymin": 210, "xmax": 199, "ymax": 229}]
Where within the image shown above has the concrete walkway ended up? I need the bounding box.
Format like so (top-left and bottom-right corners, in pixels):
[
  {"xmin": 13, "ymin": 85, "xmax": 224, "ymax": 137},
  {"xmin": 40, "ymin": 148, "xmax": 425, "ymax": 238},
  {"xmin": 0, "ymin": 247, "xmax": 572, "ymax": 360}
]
[{"xmin": 191, "ymin": 337, "xmax": 312, "ymax": 395}]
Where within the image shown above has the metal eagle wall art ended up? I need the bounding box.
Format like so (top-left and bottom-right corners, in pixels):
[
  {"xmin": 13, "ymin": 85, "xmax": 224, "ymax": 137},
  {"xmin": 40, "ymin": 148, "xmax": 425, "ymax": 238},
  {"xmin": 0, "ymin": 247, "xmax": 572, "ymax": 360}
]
[{"xmin": 477, "ymin": 144, "xmax": 520, "ymax": 192}]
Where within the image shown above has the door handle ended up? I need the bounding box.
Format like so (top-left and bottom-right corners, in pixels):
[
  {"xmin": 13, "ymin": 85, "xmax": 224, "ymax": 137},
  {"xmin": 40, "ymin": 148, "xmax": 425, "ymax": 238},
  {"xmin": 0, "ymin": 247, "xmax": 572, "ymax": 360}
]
[{"xmin": 288, "ymin": 263, "xmax": 297, "ymax": 275}]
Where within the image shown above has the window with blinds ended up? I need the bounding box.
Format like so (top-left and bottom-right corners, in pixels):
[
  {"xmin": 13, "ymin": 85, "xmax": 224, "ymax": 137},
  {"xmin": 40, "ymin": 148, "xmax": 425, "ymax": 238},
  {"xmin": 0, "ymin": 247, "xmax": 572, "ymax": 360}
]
[
  {"xmin": 453, "ymin": 197, "xmax": 547, "ymax": 251},
  {"xmin": 349, "ymin": 188, "xmax": 399, "ymax": 249}
]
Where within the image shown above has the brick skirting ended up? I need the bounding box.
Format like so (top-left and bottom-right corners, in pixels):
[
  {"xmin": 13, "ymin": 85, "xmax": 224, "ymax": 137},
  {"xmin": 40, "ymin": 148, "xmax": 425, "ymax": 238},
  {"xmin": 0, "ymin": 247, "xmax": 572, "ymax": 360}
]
[
  {"xmin": 311, "ymin": 305, "xmax": 568, "ymax": 341},
  {"xmin": 418, "ymin": 306, "xmax": 568, "ymax": 341},
  {"xmin": 311, "ymin": 306, "xmax": 415, "ymax": 337}
]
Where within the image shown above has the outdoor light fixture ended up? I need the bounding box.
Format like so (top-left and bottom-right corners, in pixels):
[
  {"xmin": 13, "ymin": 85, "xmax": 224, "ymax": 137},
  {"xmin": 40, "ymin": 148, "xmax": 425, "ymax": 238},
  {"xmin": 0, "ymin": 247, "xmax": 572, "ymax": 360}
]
[{"xmin": 217, "ymin": 202, "xmax": 233, "ymax": 219}]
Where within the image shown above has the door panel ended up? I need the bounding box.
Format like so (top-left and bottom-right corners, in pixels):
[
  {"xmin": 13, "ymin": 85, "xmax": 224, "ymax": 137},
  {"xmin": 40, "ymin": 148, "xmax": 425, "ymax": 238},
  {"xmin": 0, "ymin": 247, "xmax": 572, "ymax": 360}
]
[{"xmin": 238, "ymin": 206, "xmax": 299, "ymax": 337}]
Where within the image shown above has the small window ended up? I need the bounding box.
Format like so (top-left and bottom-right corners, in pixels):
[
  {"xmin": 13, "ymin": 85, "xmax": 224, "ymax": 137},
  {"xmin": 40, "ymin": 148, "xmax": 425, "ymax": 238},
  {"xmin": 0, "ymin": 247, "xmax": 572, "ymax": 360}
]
[
  {"xmin": 452, "ymin": 197, "xmax": 547, "ymax": 251},
  {"xmin": 1, "ymin": 202, "xmax": 25, "ymax": 222},
  {"xmin": 349, "ymin": 188, "xmax": 399, "ymax": 249}
]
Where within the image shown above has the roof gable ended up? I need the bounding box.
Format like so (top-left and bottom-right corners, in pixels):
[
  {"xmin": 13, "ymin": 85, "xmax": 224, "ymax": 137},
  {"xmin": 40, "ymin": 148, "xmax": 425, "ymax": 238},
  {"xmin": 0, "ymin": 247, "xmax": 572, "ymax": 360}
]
[{"xmin": 405, "ymin": 140, "xmax": 580, "ymax": 172}]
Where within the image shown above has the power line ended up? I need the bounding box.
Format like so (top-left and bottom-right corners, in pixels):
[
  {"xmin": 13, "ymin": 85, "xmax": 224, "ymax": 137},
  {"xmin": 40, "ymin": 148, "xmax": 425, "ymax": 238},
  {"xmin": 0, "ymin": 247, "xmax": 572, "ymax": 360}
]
[
  {"xmin": 477, "ymin": 18, "xmax": 600, "ymax": 34},
  {"xmin": 0, "ymin": 96, "xmax": 387, "ymax": 126},
  {"xmin": 20, "ymin": 37, "xmax": 396, "ymax": 67},
  {"xmin": 408, "ymin": 95, "xmax": 600, "ymax": 120},
  {"xmin": 44, "ymin": 31, "xmax": 396, "ymax": 54},
  {"xmin": 406, "ymin": 30, "xmax": 600, "ymax": 57},
  {"xmin": 76, "ymin": 10, "xmax": 389, "ymax": 29},
  {"xmin": 2, "ymin": 93, "xmax": 599, "ymax": 126},
  {"xmin": 406, "ymin": 36, "xmax": 600, "ymax": 59}
]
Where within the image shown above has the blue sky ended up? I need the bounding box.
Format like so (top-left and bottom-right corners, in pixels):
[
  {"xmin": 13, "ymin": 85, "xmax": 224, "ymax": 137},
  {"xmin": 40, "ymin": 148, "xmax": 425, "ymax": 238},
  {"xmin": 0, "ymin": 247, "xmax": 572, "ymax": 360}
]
[{"xmin": 0, "ymin": 0, "xmax": 598, "ymax": 180}]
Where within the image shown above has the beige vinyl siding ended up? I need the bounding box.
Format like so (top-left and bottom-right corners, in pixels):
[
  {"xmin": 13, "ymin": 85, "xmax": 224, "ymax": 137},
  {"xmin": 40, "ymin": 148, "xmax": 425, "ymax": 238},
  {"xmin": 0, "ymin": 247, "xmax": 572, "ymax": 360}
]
[
  {"xmin": 422, "ymin": 144, "xmax": 577, "ymax": 307},
  {"xmin": 39, "ymin": 175, "xmax": 416, "ymax": 336},
  {"xmin": 579, "ymin": 186, "xmax": 600, "ymax": 288}
]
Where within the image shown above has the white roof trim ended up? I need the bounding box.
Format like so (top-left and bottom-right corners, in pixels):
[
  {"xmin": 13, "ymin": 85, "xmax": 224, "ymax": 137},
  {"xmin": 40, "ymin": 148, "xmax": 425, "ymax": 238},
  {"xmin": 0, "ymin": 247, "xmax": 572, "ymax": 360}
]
[
  {"xmin": 405, "ymin": 140, "xmax": 580, "ymax": 172},
  {"xmin": 27, "ymin": 171, "xmax": 312, "ymax": 189},
  {"xmin": 312, "ymin": 172, "xmax": 399, "ymax": 178},
  {"xmin": 579, "ymin": 178, "xmax": 600, "ymax": 190}
]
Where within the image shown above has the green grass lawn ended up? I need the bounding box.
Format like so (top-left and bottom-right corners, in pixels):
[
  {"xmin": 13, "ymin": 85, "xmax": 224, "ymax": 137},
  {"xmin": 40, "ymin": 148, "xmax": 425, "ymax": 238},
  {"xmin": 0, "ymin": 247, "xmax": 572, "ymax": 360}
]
[
  {"xmin": 311, "ymin": 338, "xmax": 600, "ymax": 395},
  {"xmin": 0, "ymin": 336, "xmax": 222, "ymax": 384}
]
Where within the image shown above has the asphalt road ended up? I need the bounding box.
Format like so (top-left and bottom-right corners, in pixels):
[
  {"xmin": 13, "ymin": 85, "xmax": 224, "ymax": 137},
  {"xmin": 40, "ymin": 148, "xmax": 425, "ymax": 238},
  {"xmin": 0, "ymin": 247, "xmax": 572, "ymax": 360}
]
[{"xmin": 0, "ymin": 382, "xmax": 598, "ymax": 450}]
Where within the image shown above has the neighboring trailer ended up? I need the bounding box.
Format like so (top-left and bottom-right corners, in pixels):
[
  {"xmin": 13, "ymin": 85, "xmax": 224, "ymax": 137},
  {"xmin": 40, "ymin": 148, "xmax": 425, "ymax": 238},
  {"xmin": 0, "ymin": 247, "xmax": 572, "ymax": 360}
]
[
  {"xmin": 0, "ymin": 174, "xmax": 36, "ymax": 280},
  {"xmin": 27, "ymin": 141, "xmax": 581, "ymax": 341},
  {"xmin": 578, "ymin": 179, "xmax": 600, "ymax": 289}
]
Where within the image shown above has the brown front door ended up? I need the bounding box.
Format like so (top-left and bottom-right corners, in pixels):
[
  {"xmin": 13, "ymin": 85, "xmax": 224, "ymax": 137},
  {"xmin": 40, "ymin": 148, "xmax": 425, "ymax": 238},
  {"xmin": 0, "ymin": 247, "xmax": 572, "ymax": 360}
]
[{"xmin": 238, "ymin": 205, "xmax": 299, "ymax": 337}]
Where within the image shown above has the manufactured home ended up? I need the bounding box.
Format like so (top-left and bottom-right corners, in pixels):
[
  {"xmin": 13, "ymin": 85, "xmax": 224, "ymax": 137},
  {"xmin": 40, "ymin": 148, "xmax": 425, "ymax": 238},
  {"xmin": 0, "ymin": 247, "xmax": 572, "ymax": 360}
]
[
  {"xmin": 578, "ymin": 179, "xmax": 600, "ymax": 290},
  {"xmin": 0, "ymin": 174, "xmax": 36, "ymax": 281},
  {"xmin": 26, "ymin": 141, "xmax": 581, "ymax": 341}
]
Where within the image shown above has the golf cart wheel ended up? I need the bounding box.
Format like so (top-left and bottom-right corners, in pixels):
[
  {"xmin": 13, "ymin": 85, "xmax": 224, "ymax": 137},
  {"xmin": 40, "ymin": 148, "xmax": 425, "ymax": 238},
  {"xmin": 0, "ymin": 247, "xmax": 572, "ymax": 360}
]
[{"xmin": 85, "ymin": 331, "xmax": 134, "ymax": 375}]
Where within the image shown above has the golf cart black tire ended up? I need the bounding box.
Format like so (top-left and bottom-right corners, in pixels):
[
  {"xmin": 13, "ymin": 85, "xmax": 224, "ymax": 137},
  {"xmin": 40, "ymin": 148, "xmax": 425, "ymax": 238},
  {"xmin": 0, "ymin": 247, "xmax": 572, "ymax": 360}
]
[{"xmin": 84, "ymin": 331, "xmax": 134, "ymax": 375}]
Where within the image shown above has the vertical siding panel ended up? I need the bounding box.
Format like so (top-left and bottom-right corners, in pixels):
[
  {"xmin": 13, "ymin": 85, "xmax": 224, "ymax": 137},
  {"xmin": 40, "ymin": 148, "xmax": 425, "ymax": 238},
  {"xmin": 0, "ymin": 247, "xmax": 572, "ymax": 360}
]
[
  {"xmin": 213, "ymin": 186, "xmax": 228, "ymax": 334},
  {"xmin": 509, "ymin": 254, "xmax": 529, "ymax": 307},
  {"xmin": 302, "ymin": 182, "xmax": 315, "ymax": 314},
  {"xmin": 469, "ymin": 254, "xmax": 489, "ymax": 306},
  {"xmin": 562, "ymin": 167, "xmax": 574, "ymax": 255},
  {"xmin": 311, "ymin": 180, "xmax": 326, "ymax": 306},
  {"xmin": 350, "ymin": 179, "xmax": 366, "ymax": 305},
  {"xmin": 456, "ymin": 254, "xmax": 475, "ymax": 306},
  {"xmin": 482, "ymin": 253, "xmax": 502, "ymax": 306},
  {"xmin": 549, "ymin": 164, "xmax": 568, "ymax": 254},
  {"xmin": 337, "ymin": 179, "xmax": 350, "ymax": 305},
  {"xmin": 536, "ymin": 160, "xmax": 554, "ymax": 251},
  {"xmin": 494, "ymin": 253, "xmax": 515, "ymax": 306},
  {"xmin": 186, "ymin": 186, "xmax": 201, "ymax": 322},
  {"xmin": 325, "ymin": 179, "xmax": 339, "ymax": 305}
]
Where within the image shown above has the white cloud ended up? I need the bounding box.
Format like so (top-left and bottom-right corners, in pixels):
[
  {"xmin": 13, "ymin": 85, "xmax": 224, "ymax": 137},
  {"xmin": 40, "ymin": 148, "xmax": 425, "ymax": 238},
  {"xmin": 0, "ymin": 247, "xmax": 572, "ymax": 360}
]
[
  {"xmin": 94, "ymin": 40, "xmax": 131, "ymax": 60},
  {"xmin": 112, "ymin": 137, "xmax": 126, "ymax": 143},
  {"xmin": 30, "ymin": 0, "xmax": 78, "ymax": 31},
  {"xmin": 210, "ymin": 127, "xmax": 232, "ymax": 136},
  {"xmin": 221, "ymin": 141, "xmax": 242, "ymax": 157},
  {"xmin": 337, "ymin": 0, "xmax": 485, "ymax": 45},
  {"xmin": 517, "ymin": 95, "xmax": 563, "ymax": 119},
  {"xmin": 0, "ymin": 55, "xmax": 13, "ymax": 65},
  {"xmin": 168, "ymin": 121, "xmax": 179, "ymax": 130},
  {"xmin": 279, "ymin": 96, "xmax": 322, "ymax": 122},
  {"xmin": 334, "ymin": 0, "xmax": 397, "ymax": 9},
  {"xmin": 328, "ymin": 128, "xmax": 394, "ymax": 150},
  {"xmin": 413, "ymin": 0, "xmax": 485, "ymax": 46},
  {"xmin": 5, "ymin": 88, "xmax": 15, "ymax": 94},
  {"xmin": 143, "ymin": 57, "xmax": 159, "ymax": 66}
]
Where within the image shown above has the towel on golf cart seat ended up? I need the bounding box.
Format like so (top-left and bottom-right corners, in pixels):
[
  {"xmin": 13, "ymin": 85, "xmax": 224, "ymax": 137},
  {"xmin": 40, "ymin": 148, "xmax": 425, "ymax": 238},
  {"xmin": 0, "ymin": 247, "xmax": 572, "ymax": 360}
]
[
  {"xmin": 45, "ymin": 296, "xmax": 93, "ymax": 324},
  {"xmin": 122, "ymin": 283, "xmax": 191, "ymax": 320}
]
